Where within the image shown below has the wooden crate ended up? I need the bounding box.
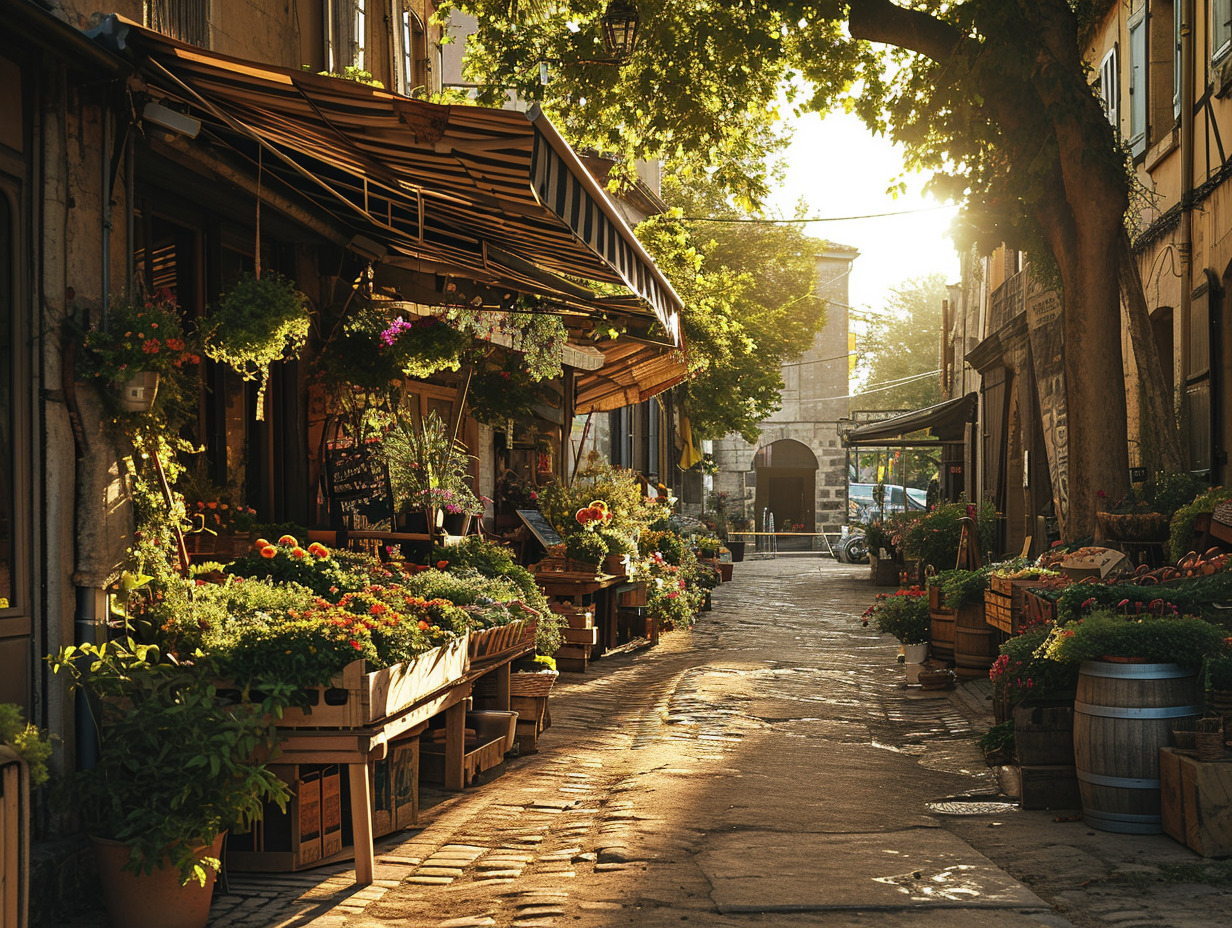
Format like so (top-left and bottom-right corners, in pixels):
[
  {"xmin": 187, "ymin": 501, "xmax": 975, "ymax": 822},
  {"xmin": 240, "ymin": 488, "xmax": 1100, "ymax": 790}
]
[
  {"xmin": 420, "ymin": 712, "xmax": 510, "ymax": 787},
  {"xmin": 1022, "ymin": 589, "xmax": 1058, "ymax": 627},
  {"xmin": 219, "ymin": 637, "xmax": 469, "ymax": 729},
  {"xmin": 0, "ymin": 748, "xmax": 26, "ymax": 928},
  {"xmin": 618, "ymin": 582, "xmax": 648, "ymax": 607},
  {"xmin": 984, "ymin": 589, "xmax": 1014, "ymax": 634},
  {"xmin": 1161, "ymin": 747, "xmax": 1232, "ymax": 857},
  {"xmin": 563, "ymin": 626, "xmax": 598, "ymax": 646},
  {"xmin": 321, "ymin": 764, "xmax": 343, "ymax": 859},
  {"xmin": 554, "ymin": 644, "xmax": 591, "ymax": 673},
  {"xmin": 228, "ymin": 765, "xmax": 324, "ymax": 871}
]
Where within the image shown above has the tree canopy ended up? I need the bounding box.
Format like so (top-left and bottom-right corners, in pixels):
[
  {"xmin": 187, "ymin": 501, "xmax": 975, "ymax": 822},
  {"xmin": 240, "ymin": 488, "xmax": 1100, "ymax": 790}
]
[
  {"xmin": 854, "ymin": 274, "xmax": 947, "ymax": 413},
  {"xmin": 445, "ymin": 0, "xmax": 1177, "ymax": 538},
  {"xmin": 638, "ymin": 172, "xmax": 825, "ymax": 443}
]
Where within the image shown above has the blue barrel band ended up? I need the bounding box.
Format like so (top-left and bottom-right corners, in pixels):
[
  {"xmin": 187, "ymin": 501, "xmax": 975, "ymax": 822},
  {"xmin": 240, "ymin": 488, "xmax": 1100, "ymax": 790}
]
[
  {"xmin": 1083, "ymin": 810, "xmax": 1163, "ymax": 834},
  {"xmin": 1079, "ymin": 662, "xmax": 1192, "ymax": 680},
  {"xmin": 1074, "ymin": 701, "xmax": 1203, "ymax": 720},
  {"xmin": 1077, "ymin": 769, "xmax": 1160, "ymax": 789}
]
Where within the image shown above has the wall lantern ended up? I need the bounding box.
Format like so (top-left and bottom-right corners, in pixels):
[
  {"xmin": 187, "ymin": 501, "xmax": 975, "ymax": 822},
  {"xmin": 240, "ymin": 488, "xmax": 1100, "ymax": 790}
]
[{"xmin": 600, "ymin": 1, "xmax": 640, "ymax": 60}]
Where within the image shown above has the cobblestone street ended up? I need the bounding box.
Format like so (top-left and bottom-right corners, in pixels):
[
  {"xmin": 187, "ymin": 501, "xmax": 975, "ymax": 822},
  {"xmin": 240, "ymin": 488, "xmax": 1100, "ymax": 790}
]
[{"xmin": 195, "ymin": 558, "xmax": 1232, "ymax": 928}]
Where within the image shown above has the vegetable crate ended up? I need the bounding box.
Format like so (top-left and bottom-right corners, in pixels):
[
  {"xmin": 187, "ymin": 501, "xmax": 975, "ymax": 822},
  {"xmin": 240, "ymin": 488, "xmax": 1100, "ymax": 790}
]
[
  {"xmin": 985, "ymin": 577, "xmax": 1049, "ymax": 634},
  {"xmin": 222, "ymin": 637, "xmax": 469, "ymax": 729}
]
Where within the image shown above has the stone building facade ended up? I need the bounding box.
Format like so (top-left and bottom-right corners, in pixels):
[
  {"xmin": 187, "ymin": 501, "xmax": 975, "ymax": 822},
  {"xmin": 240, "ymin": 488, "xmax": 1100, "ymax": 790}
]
[{"xmin": 711, "ymin": 244, "xmax": 856, "ymax": 543}]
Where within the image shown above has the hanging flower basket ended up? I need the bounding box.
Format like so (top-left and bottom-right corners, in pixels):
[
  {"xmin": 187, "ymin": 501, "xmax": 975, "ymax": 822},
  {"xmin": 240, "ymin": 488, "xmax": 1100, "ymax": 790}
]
[{"xmin": 114, "ymin": 371, "xmax": 160, "ymax": 413}]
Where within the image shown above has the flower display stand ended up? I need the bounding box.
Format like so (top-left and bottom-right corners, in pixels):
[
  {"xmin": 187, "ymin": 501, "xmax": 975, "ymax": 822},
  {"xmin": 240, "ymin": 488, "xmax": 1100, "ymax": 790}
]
[{"xmin": 228, "ymin": 635, "xmax": 533, "ymax": 885}]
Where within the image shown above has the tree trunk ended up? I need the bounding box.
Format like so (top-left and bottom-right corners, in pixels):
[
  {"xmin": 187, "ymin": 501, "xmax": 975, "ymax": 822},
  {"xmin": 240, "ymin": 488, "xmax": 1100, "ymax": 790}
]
[{"xmin": 846, "ymin": 0, "xmax": 1140, "ymax": 540}]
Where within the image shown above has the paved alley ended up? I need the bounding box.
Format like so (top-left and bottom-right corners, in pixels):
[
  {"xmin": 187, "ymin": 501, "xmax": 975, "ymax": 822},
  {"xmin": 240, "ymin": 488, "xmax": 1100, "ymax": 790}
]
[{"xmin": 198, "ymin": 558, "xmax": 1231, "ymax": 928}]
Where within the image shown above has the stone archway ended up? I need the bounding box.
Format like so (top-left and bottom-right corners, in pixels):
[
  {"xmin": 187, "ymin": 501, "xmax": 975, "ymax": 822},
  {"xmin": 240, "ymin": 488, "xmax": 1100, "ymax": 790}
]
[{"xmin": 752, "ymin": 439, "xmax": 819, "ymax": 547}]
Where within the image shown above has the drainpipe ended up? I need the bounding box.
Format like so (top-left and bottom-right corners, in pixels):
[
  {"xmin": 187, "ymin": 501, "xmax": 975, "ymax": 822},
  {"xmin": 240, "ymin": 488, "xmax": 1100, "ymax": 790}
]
[
  {"xmin": 1180, "ymin": 0, "xmax": 1195, "ymax": 466},
  {"xmin": 77, "ymin": 101, "xmax": 118, "ymax": 770}
]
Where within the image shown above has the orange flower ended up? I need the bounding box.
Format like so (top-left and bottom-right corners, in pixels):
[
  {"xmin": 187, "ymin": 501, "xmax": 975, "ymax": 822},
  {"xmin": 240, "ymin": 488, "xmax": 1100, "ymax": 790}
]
[
  {"xmin": 278, "ymin": 534, "xmax": 298, "ymax": 546},
  {"xmin": 259, "ymin": 545, "xmax": 277, "ymax": 559},
  {"xmin": 436, "ymin": 560, "xmax": 449, "ymax": 570},
  {"xmin": 291, "ymin": 547, "xmax": 308, "ymax": 559},
  {"xmin": 254, "ymin": 538, "xmax": 271, "ymax": 549},
  {"xmin": 308, "ymin": 542, "xmax": 330, "ymax": 558},
  {"xmin": 418, "ymin": 620, "xmax": 429, "ymax": 630}
]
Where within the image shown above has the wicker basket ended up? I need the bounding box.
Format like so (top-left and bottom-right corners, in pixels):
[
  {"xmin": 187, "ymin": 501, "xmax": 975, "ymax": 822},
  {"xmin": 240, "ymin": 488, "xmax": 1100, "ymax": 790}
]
[
  {"xmin": 1195, "ymin": 730, "xmax": 1227, "ymax": 761},
  {"xmin": 509, "ymin": 671, "xmax": 558, "ymax": 697}
]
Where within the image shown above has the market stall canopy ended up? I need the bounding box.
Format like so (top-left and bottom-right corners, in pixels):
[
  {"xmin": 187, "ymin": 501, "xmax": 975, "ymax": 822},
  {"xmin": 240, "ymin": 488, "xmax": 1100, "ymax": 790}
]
[
  {"xmin": 843, "ymin": 393, "xmax": 978, "ymax": 445},
  {"xmin": 88, "ymin": 17, "xmax": 682, "ymax": 347}
]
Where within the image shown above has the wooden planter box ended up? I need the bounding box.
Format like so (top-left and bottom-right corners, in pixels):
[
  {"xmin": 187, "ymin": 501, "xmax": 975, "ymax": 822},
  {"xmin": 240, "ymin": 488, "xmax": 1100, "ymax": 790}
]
[
  {"xmin": 220, "ymin": 637, "xmax": 469, "ymax": 729},
  {"xmin": 467, "ymin": 621, "xmax": 528, "ymax": 665}
]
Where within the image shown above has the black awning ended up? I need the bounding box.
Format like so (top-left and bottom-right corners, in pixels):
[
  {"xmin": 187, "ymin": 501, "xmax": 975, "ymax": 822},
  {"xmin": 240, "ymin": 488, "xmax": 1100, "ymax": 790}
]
[{"xmin": 844, "ymin": 392, "xmax": 978, "ymax": 445}]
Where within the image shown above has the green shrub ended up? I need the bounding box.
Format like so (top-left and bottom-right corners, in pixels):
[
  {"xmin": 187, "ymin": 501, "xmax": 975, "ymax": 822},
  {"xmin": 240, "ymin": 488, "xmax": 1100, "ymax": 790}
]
[
  {"xmin": 901, "ymin": 498, "xmax": 996, "ymax": 570},
  {"xmin": 1042, "ymin": 611, "xmax": 1227, "ymax": 669},
  {"xmin": 1170, "ymin": 486, "xmax": 1232, "ymax": 561}
]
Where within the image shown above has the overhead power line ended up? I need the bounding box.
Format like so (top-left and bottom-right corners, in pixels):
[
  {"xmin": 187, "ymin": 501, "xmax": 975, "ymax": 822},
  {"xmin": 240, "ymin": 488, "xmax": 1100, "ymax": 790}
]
[
  {"xmin": 813, "ymin": 368, "xmax": 940, "ymax": 402},
  {"xmin": 662, "ymin": 204, "xmax": 954, "ymax": 224}
]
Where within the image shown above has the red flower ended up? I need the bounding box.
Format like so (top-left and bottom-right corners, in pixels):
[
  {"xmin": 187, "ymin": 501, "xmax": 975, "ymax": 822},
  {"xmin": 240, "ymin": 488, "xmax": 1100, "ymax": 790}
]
[{"xmin": 349, "ymin": 639, "xmax": 363, "ymax": 651}]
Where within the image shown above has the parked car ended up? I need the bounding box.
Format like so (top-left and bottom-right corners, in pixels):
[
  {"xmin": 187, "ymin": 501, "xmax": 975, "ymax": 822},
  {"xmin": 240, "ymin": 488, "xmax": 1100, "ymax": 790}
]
[{"xmin": 847, "ymin": 483, "xmax": 927, "ymax": 524}]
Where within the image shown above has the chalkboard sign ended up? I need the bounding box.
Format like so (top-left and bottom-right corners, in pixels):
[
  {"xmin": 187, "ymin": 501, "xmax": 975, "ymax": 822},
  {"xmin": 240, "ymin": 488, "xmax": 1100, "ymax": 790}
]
[
  {"xmin": 516, "ymin": 509, "xmax": 563, "ymax": 548},
  {"xmin": 325, "ymin": 443, "xmax": 395, "ymax": 531}
]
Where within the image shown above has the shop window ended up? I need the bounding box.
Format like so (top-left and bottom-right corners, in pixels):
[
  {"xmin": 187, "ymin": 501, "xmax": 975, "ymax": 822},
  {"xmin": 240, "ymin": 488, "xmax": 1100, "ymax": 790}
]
[{"xmin": 148, "ymin": 0, "xmax": 210, "ymax": 47}]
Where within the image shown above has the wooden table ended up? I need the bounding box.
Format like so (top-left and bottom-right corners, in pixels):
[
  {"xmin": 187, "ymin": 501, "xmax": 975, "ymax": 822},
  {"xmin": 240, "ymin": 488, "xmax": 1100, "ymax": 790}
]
[
  {"xmin": 268, "ymin": 643, "xmax": 531, "ymax": 885},
  {"xmin": 534, "ymin": 570, "xmax": 635, "ymax": 655}
]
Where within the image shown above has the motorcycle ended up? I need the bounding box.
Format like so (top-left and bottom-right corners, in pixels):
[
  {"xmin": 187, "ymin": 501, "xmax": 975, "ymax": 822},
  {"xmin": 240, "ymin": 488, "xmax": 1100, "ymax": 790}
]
[{"xmin": 835, "ymin": 530, "xmax": 868, "ymax": 564}]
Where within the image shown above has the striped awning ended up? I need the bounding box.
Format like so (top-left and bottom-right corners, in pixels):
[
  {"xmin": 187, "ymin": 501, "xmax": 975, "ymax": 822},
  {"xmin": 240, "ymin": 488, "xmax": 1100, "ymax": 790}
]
[{"xmin": 91, "ymin": 17, "xmax": 682, "ymax": 342}]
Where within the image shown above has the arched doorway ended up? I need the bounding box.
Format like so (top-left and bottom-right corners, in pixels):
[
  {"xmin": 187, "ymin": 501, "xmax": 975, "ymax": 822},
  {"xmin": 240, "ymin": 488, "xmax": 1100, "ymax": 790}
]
[{"xmin": 752, "ymin": 440, "xmax": 818, "ymax": 548}]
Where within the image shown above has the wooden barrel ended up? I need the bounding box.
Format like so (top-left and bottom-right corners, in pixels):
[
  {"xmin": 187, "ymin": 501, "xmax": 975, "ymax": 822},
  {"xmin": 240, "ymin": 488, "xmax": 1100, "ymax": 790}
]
[
  {"xmin": 929, "ymin": 608, "xmax": 955, "ymax": 660},
  {"xmin": 1073, "ymin": 661, "xmax": 1202, "ymax": 834},
  {"xmin": 953, "ymin": 603, "xmax": 998, "ymax": 679}
]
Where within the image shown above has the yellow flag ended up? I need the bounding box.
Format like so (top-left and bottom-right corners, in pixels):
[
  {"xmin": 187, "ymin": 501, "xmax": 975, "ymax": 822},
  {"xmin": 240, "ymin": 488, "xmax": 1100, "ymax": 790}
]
[{"xmin": 679, "ymin": 415, "xmax": 703, "ymax": 469}]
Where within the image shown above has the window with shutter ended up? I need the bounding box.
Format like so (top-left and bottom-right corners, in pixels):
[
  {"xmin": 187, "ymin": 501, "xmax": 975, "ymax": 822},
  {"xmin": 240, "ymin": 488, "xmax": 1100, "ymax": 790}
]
[
  {"xmin": 148, "ymin": 0, "xmax": 210, "ymax": 47},
  {"xmin": 1128, "ymin": 12, "xmax": 1147, "ymax": 156},
  {"xmin": 1099, "ymin": 46, "xmax": 1119, "ymax": 128},
  {"xmin": 327, "ymin": 1, "xmax": 367, "ymax": 74},
  {"xmin": 1215, "ymin": 0, "xmax": 1232, "ymax": 63}
]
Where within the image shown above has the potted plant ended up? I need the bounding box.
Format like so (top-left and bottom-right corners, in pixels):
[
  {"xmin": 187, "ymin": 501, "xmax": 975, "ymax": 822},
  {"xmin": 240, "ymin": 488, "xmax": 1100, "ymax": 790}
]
[
  {"xmin": 202, "ymin": 271, "xmax": 311, "ymax": 419},
  {"xmin": 863, "ymin": 586, "xmax": 930, "ymax": 661},
  {"xmin": 49, "ymin": 638, "xmax": 290, "ymax": 928},
  {"xmin": 378, "ymin": 410, "xmax": 481, "ymax": 534},
  {"xmin": 900, "ymin": 498, "xmax": 996, "ymax": 571},
  {"xmin": 1169, "ymin": 484, "xmax": 1232, "ymax": 562},
  {"xmin": 1099, "ymin": 471, "xmax": 1207, "ymax": 543},
  {"xmin": 79, "ymin": 290, "xmax": 200, "ymax": 413}
]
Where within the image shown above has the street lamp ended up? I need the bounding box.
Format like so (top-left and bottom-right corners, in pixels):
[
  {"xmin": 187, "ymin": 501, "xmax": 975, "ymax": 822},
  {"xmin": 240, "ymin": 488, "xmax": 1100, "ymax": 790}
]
[{"xmin": 600, "ymin": 1, "xmax": 640, "ymax": 60}]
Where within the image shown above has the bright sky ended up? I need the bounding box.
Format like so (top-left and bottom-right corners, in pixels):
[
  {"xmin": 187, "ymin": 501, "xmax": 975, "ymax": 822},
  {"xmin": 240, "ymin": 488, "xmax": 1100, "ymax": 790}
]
[{"xmin": 763, "ymin": 107, "xmax": 961, "ymax": 320}]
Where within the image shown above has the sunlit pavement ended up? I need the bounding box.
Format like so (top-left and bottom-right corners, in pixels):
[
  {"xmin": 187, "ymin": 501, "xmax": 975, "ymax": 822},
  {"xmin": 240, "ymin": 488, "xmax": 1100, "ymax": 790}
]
[{"xmin": 197, "ymin": 557, "xmax": 1230, "ymax": 928}]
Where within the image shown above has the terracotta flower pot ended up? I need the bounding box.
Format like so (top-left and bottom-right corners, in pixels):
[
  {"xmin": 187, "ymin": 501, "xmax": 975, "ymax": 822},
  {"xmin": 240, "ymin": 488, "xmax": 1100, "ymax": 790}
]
[{"xmin": 91, "ymin": 832, "xmax": 225, "ymax": 928}]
